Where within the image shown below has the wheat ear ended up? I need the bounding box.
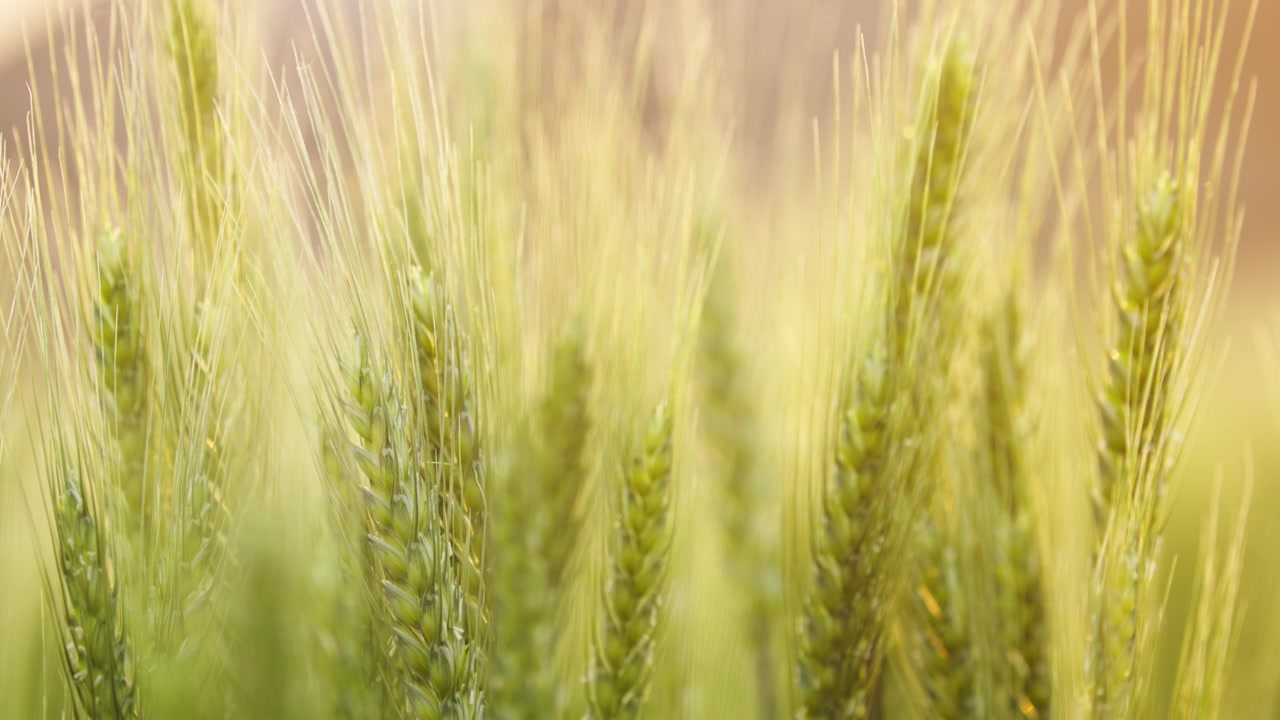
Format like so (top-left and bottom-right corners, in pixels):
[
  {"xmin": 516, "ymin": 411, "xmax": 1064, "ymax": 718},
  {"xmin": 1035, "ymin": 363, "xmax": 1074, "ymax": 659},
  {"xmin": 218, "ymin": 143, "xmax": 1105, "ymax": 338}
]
[
  {"xmin": 167, "ymin": 0, "xmax": 224, "ymax": 270},
  {"xmin": 492, "ymin": 326, "xmax": 592, "ymax": 718},
  {"xmin": 980, "ymin": 295, "xmax": 1051, "ymax": 719},
  {"xmin": 345, "ymin": 334, "xmax": 480, "ymax": 719},
  {"xmin": 1093, "ymin": 174, "xmax": 1183, "ymax": 530},
  {"xmin": 800, "ymin": 38, "xmax": 976, "ymax": 719},
  {"xmin": 797, "ymin": 358, "xmax": 892, "ymax": 719},
  {"xmin": 409, "ymin": 268, "xmax": 487, "ymax": 632},
  {"xmin": 53, "ymin": 456, "xmax": 138, "ymax": 719},
  {"xmin": 538, "ymin": 325, "xmax": 593, "ymax": 591},
  {"xmin": 89, "ymin": 229, "xmax": 150, "ymax": 532},
  {"xmin": 697, "ymin": 248, "xmax": 780, "ymax": 718},
  {"xmin": 1090, "ymin": 174, "xmax": 1184, "ymax": 718},
  {"xmin": 588, "ymin": 400, "xmax": 675, "ymax": 720}
]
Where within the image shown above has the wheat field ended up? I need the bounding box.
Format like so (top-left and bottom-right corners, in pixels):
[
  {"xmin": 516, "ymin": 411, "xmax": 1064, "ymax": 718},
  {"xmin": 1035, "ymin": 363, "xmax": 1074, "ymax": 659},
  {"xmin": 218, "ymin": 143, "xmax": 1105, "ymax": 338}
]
[{"xmin": 0, "ymin": 0, "xmax": 1276, "ymax": 718}]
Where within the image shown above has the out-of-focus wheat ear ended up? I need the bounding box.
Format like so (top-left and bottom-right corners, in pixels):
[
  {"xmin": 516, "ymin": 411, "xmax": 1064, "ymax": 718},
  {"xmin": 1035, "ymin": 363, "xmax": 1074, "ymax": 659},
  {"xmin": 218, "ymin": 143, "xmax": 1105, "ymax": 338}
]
[
  {"xmin": 980, "ymin": 293, "xmax": 1051, "ymax": 719},
  {"xmin": 167, "ymin": 0, "xmax": 225, "ymax": 272},
  {"xmin": 1089, "ymin": 174, "xmax": 1185, "ymax": 719},
  {"xmin": 491, "ymin": 325, "xmax": 592, "ymax": 719},
  {"xmin": 910, "ymin": 508, "xmax": 981, "ymax": 720},
  {"xmin": 89, "ymin": 228, "xmax": 150, "ymax": 538},
  {"xmin": 588, "ymin": 400, "xmax": 675, "ymax": 720},
  {"xmin": 344, "ymin": 333, "xmax": 481, "ymax": 719},
  {"xmin": 797, "ymin": 358, "xmax": 892, "ymax": 720},
  {"xmin": 488, "ymin": 436, "xmax": 553, "ymax": 720},
  {"xmin": 318, "ymin": 421, "xmax": 390, "ymax": 719},
  {"xmin": 895, "ymin": 36, "xmax": 980, "ymax": 718},
  {"xmin": 52, "ymin": 455, "xmax": 139, "ymax": 719},
  {"xmin": 891, "ymin": 39, "xmax": 976, "ymax": 368},
  {"xmin": 538, "ymin": 323, "xmax": 593, "ymax": 592},
  {"xmin": 696, "ymin": 245, "xmax": 780, "ymax": 718}
]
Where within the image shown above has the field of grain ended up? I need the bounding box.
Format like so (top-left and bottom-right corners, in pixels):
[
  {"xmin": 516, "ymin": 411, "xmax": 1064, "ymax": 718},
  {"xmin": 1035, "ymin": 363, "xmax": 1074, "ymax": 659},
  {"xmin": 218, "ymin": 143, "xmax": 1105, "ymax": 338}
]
[{"xmin": 0, "ymin": 1, "xmax": 1277, "ymax": 719}]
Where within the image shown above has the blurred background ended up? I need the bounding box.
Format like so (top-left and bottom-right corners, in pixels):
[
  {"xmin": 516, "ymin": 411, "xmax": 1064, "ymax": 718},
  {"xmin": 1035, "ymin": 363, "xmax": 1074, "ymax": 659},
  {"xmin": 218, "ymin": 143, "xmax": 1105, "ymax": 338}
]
[{"xmin": 1, "ymin": 0, "xmax": 1274, "ymax": 284}]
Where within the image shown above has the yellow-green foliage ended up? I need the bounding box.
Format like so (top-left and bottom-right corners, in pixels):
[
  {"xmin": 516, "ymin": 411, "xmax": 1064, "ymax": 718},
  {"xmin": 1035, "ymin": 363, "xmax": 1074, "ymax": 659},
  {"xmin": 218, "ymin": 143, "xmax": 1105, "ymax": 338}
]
[{"xmin": 0, "ymin": 1, "xmax": 1268, "ymax": 720}]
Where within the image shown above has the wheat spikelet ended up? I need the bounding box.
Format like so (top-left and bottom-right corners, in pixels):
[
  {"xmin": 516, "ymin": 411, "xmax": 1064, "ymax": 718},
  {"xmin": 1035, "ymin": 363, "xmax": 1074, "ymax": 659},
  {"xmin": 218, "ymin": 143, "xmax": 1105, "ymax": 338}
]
[{"xmin": 588, "ymin": 400, "xmax": 675, "ymax": 720}]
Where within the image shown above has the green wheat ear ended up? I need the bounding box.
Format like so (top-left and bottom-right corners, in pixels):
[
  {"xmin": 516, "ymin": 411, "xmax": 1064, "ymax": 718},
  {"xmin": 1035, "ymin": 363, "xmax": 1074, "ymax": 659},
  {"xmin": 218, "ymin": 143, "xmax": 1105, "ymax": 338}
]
[
  {"xmin": 407, "ymin": 267, "xmax": 489, "ymax": 669},
  {"xmin": 319, "ymin": 422, "xmax": 389, "ymax": 719},
  {"xmin": 167, "ymin": 0, "xmax": 224, "ymax": 272},
  {"xmin": 697, "ymin": 243, "xmax": 781, "ymax": 718},
  {"xmin": 1094, "ymin": 174, "xmax": 1184, "ymax": 530},
  {"xmin": 589, "ymin": 400, "xmax": 675, "ymax": 720},
  {"xmin": 978, "ymin": 293, "xmax": 1051, "ymax": 719},
  {"xmin": 538, "ymin": 324, "xmax": 593, "ymax": 591},
  {"xmin": 90, "ymin": 229, "xmax": 150, "ymax": 532},
  {"xmin": 53, "ymin": 457, "xmax": 138, "ymax": 719},
  {"xmin": 1090, "ymin": 174, "xmax": 1185, "ymax": 719},
  {"xmin": 344, "ymin": 332, "xmax": 481, "ymax": 719},
  {"xmin": 891, "ymin": 39, "xmax": 975, "ymax": 365},
  {"xmin": 797, "ymin": 356, "xmax": 891, "ymax": 719},
  {"xmin": 492, "ymin": 324, "xmax": 592, "ymax": 718}
]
